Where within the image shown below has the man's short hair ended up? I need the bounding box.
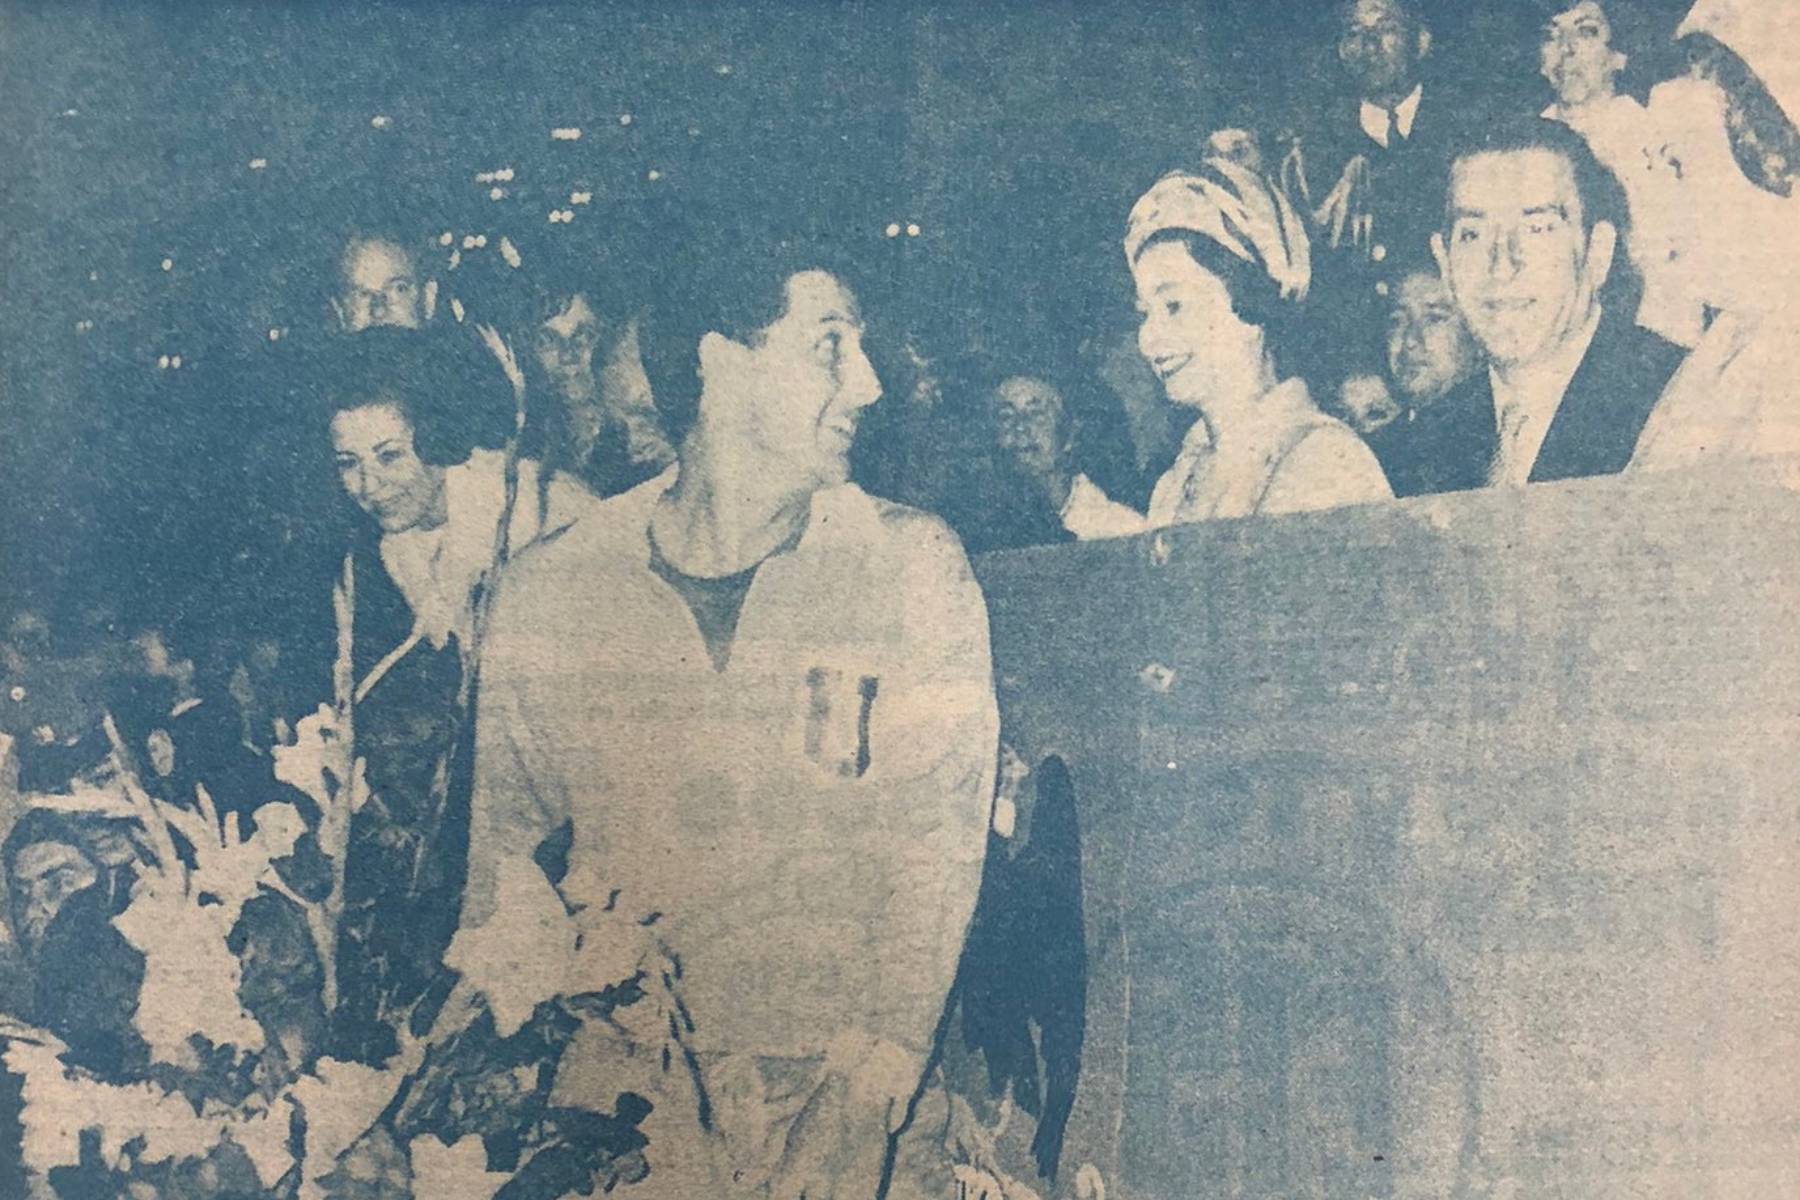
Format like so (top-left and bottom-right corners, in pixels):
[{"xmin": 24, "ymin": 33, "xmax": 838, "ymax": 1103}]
[
  {"xmin": 1443, "ymin": 114, "xmax": 1640, "ymax": 306},
  {"xmin": 636, "ymin": 235, "xmax": 862, "ymax": 447},
  {"xmin": 1444, "ymin": 114, "xmax": 1631, "ymax": 238}
]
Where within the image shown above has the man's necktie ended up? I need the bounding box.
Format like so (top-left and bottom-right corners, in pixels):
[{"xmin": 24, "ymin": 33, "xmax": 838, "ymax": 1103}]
[{"xmin": 1492, "ymin": 407, "xmax": 1530, "ymax": 487}]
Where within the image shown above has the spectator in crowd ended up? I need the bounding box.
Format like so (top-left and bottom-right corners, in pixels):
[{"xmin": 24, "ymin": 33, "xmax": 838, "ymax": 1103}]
[
  {"xmin": 308, "ymin": 327, "xmax": 596, "ymax": 1063},
  {"xmin": 318, "ymin": 329, "xmax": 592, "ymax": 659},
  {"xmin": 1342, "ymin": 267, "xmax": 1483, "ymax": 478},
  {"xmin": 976, "ymin": 374, "xmax": 1147, "ymax": 548},
  {"xmin": 444, "ymin": 243, "xmax": 999, "ymax": 1199},
  {"xmin": 944, "ymin": 368, "xmax": 1077, "ymax": 556},
  {"xmin": 1630, "ymin": 11, "xmax": 1800, "ymax": 470},
  {"xmin": 1389, "ymin": 116, "xmax": 1684, "ymax": 496},
  {"xmin": 1275, "ymin": 0, "xmax": 1469, "ymax": 402},
  {"xmin": 1, "ymin": 809, "xmax": 148, "ymax": 1074},
  {"xmin": 1125, "ymin": 160, "xmax": 1392, "ymax": 526},
  {"xmin": 1281, "ymin": 0, "xmax": 1447, "ymax": 252},
  {"xmin": 332, "ymin": 233, "xmax": 434, "ymax": 334},
  {"xmin": 531, "ymin": 287, "xmax": 676, "ymax": 499},
  {"xmin": 1536, "ymin": 0, "xmax": 1707, "ymax": 346}
]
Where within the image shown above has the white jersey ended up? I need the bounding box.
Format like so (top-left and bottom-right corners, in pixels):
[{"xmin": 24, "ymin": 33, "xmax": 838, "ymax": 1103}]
[{"xmin": 452, "ymin": 468, "xmax": 998, "ymax": 1059}]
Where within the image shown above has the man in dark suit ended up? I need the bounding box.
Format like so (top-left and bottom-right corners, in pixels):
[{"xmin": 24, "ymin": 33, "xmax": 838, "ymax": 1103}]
[
  {"xmin": 1282, "ymin": 0, "xmax": 1447, "ymax": 256},
  {"xmin": 1383, "ymin": 116, "xmax": 1686, "ymax": 497},
  {"xmin": 1277, "ymin": 0, "xmax": 1469, "ymax": 397}
]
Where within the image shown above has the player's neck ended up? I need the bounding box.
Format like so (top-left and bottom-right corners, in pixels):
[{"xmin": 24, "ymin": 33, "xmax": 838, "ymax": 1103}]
[{"xmin": 655, "ymin": 434, "xmax": 813, "ymax": 578}]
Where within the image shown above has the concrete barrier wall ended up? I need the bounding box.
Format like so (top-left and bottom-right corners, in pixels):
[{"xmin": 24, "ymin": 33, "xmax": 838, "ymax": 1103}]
[{"xmin": 973, "ymin": 465, "xmax": 1800, "ymax": 1199}]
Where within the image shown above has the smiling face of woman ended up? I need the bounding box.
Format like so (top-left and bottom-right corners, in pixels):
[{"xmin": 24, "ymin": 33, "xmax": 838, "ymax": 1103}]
[
  {"xmin": 1132, "ymin": 238, "xmax": 1267, "ymax": 411},
  {"xmin": 329, "ymin": 401, "xmax": 447, "ymax": 534}
]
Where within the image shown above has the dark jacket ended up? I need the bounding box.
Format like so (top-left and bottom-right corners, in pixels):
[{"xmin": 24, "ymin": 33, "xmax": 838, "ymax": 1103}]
[
  {"xmin": 1380, "ymin": 311, "xmax": 1685, "ymax": 498},
  {"xmin": 1279, "ymin": 87, "xmax": 1466, "ymax": 394}
]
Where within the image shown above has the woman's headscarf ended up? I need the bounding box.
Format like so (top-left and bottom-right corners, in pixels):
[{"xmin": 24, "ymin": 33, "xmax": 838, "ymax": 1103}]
[
  {"xmin": 1680, "ymin": 0, "xmax": 1800, "ymax": 132},
  {"xmin": 1123, "ymin": 155, "xmax": 1312, "ymax": 304}
]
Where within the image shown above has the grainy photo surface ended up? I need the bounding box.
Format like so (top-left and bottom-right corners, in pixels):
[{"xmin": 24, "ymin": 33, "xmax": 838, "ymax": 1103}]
[{"xmin": 1, "ymin": 1, "xmax": 1797, "ymax": 1196}]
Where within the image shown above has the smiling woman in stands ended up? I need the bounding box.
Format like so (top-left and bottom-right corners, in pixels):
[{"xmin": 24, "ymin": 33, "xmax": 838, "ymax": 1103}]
[{"xmin": 1125, "ymin": 156, "xmax": 1393, "ymax": 528}]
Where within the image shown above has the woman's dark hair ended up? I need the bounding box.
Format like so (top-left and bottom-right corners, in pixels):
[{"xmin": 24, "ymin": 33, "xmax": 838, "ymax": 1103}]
[
  {"xmin": 1532, "ymin": 0, "xmax": 1668, "ymax": 105},
  {"xmin": 1683, "ymin": 32, "xmax": 1800, "ymax": 198},
  {"xmin": 1133, "ymin": 228, "xmax": 1310, "ymax": 382},
  {"xmin": 300, "ymin": 325, "xmax": 511, "ymax": 467}
]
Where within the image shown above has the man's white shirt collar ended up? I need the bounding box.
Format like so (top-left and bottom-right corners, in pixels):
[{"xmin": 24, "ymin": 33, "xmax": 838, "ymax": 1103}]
[{"xmin": 1360, "ymin": 84, "xmax": 1423, "ymax": 148}]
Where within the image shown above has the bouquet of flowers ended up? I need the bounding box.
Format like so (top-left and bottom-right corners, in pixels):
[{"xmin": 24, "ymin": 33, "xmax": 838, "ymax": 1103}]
[{"xmin": 0, "ymin": 689, "xmax": 653, "ymax": 1198}]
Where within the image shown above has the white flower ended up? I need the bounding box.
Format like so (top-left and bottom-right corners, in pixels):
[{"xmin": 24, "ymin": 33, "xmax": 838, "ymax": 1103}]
[
  {"xmin": 113, "ymin": 876, "xmax": 265, "ymax": 1062},
  {"xmin": 235, "ymin": 1096, "xmax": 301, "ymax": 1189},
  {"xmin": 5, "ymin": 1036, "xmax": 292, "ymax": 1181},
  {"xmin": 291, "ymin": 1057, "xmax": 405, "ymax": 1199},
  {"xmin": 271, "ymin": 705, "xmax": 347, "ymax": 814},
  {"xmin": 443, "ymin": 856, "xmax": 580, "ymax": 1038},
  {"xmin": 409, "ymin": 1134, "xmax": 508, "ymax": 1200}
]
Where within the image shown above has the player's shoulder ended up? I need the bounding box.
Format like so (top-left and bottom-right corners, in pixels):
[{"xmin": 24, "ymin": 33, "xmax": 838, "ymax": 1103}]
[
  {"xmin": 500, "ymin": 471, "xmax": 666, "ymax": 600},
  {"xmin": 820, "ymin": 484, "xmax": 970, "ymax": 559}
]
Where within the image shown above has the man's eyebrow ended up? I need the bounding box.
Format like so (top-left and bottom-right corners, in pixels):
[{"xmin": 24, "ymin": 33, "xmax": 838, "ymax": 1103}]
[
  {"xmin": 1452, "ymin": 203, "xmax": 1567, "ymax": 220},
  {"xmin": 371, "ymin": 439, "xmax": 403, "ymax": 452}
]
